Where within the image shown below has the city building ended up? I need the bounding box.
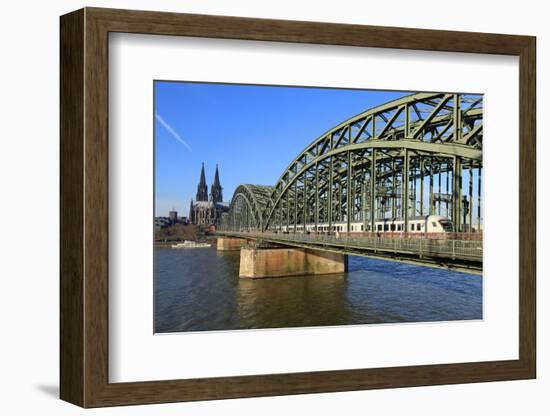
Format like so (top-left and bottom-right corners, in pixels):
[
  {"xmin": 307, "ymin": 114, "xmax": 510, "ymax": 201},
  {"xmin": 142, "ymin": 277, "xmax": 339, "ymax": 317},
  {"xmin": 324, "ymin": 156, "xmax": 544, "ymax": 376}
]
[
  {"xmin": 154, "ymin": 210, "xmax": 188, "ymax": 232},
  {"xmin": 189, "ymin": 163, "xmax": 229, "ymax": 227}
]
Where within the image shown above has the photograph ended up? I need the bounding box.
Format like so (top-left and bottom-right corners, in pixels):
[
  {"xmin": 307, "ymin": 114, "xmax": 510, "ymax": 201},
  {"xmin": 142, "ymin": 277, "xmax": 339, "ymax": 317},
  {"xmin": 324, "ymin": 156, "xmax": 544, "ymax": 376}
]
[{"xmin": 153, "ymin": 81, "xmax": 484, "ymax": 333}]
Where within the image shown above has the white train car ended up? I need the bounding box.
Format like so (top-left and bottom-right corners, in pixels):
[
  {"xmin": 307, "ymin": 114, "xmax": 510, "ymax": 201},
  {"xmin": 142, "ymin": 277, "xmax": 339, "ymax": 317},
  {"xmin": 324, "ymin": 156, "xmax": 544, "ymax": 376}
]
[
  {"xmin": 370, "ymin": 215, "xmax": 453, "ymax": 234},
  {"xmin": 278, "ymin": 215, "xmax": 453, "ymax": 234}
]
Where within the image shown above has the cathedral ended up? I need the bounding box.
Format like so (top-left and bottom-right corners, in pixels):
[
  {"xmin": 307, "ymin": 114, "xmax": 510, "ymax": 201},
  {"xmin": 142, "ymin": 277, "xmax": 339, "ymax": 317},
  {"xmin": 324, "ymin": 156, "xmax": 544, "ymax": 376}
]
[{"xmin": 189, "ymin": 163, "xmax": 229, "ymax": 227}]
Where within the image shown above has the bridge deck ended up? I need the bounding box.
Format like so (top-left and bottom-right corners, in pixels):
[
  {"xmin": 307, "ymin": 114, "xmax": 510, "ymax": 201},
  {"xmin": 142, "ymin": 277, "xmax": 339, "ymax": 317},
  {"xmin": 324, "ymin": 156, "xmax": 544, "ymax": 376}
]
[{"xmin": 217, "ymin": 232, "xmax": 483, "ymax": 274}]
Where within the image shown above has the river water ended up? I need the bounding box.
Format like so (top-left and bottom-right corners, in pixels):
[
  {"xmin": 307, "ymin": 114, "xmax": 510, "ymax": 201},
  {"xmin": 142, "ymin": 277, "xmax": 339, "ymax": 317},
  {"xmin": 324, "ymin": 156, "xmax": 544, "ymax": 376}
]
[{"xmin": 154, "ymin": 246, "xmax": 482, "ymax": 333}]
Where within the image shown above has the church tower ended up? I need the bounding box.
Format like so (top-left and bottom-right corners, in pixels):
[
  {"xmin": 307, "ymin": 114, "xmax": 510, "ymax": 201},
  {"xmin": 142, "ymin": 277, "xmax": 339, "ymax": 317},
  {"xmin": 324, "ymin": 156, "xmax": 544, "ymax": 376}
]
[
  {"xmin": 210, "ymin": 164, "xmax": 223, "ymax": 203},
  {"xmin": 196, "ymin": 162, "xmax": 208, "ymax": 201}
]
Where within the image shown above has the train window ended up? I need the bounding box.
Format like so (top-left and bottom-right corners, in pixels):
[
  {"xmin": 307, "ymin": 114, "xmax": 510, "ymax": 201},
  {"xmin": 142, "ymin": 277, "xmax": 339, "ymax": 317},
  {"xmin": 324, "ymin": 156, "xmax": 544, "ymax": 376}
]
[
  {"xmin": 384, "ymin": 224, "xmax": 389, "ymax": 231},
  {"xmin": 361, "ymin": 224, "xmax": 364, "ymax": 231},
  {"xmin": 377, "ymin": 224, "xmax": 382, "ymax": 231},
  {"xmin": 439, "ymin": 220, "xmax": 453, "ymax": 232},
  {"xmin": 390, "ymin": 224, "xmax": 396, "ymax": 231},
  {"xmin": 410, "ymin": 224, "xmax": 414, "ymax": 231},
  {"xmin": 416, "ymin": 223, "xmax": 421, "ymax": 231},
  {"xmin": 432, "ymin": 221, "xmax": 437, "ymax": 227}
]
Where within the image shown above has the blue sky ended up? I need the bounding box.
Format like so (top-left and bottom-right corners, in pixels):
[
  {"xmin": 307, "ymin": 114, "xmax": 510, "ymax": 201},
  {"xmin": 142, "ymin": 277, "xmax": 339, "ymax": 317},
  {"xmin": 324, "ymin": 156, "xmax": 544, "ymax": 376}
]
[{"xmin": 154, "ymin": 81, "xmax": 409, "ymax": 217}]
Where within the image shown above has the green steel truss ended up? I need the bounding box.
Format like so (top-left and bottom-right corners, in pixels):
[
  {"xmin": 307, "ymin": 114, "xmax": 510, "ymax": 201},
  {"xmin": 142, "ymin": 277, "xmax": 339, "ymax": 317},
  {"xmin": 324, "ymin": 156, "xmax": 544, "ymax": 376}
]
[
  {"xmin": 224, "ymin": 184, "xmax": 274, "ymax": 232},
  {"xmin": 220, "ymin": 92, "xmax": 483, "ymax": 233}
]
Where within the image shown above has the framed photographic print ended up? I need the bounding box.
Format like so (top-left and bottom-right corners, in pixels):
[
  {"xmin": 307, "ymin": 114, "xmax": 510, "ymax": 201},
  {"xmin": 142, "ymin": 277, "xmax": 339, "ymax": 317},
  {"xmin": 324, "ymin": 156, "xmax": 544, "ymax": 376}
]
[{"xmin": 60, "ymin": 7, "xmax": 536, "ymax": 407}]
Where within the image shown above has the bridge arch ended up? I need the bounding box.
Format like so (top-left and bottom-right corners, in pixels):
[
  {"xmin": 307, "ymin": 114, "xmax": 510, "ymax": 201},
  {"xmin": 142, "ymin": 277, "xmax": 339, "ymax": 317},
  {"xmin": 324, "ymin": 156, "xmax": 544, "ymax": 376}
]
[
  {"xmin": 221, "ymin": 184, "xmax": 274, "ymax": 231},
  {"xmin": 261, "ymin": 92, "xmax": 482, "ymax": 233},
  {"xmin": 224, "ymin": 92, "xmax": 483, "ymax": 234}
]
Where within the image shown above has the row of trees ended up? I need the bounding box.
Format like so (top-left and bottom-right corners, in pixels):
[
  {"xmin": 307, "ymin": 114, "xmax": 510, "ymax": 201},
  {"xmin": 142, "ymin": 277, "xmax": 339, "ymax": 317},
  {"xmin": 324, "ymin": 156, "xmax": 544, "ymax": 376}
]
[{"xmin": 155, "ymin": 223, "xmax": 198, "ymax": 242}]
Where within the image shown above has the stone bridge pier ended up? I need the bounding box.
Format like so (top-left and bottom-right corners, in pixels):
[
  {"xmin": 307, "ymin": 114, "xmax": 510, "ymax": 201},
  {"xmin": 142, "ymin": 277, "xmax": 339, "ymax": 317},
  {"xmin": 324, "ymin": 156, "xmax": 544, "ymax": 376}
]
[
  {"xmin": 216, "ymin": 237, "xmax": 248, "ymax": 251},
  {"xmin": 217, "ymin": 237, "xmax": 348, "ymax": 279},
  {"xmin": 239, "ymin": 246, "xmax": 347, "ymax": 279}
]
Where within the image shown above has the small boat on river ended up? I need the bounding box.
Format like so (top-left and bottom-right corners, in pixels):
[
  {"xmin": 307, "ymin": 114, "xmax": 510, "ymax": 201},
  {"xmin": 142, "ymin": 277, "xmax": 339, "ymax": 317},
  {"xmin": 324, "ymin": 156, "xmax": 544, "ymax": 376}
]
[{"xmin": 171, "ymin": 240, "xmax": 211, "ymax": 249}]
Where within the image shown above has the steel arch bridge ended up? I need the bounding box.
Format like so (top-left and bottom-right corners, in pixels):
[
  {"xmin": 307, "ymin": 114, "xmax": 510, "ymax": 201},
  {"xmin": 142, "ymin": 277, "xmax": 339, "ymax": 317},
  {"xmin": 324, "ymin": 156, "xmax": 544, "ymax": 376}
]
[{"xmin": 220, "ymin": 92, "xmax": 483, "ymax": 235}]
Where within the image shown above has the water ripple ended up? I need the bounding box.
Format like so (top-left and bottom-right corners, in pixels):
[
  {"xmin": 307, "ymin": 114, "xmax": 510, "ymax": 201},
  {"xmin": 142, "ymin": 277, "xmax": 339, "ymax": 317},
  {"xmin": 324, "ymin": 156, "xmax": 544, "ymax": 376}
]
[{"xmin": 154, "ymin": 247, "xmax": 482, "ymax": 333}]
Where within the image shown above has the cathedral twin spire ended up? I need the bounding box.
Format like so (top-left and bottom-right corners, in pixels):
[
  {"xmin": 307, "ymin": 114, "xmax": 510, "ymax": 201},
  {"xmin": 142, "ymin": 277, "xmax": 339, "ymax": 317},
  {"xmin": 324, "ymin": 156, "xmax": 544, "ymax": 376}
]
[
  {"xmin": 196, "ymin": 162, "xmax": 208, "ymax": 201},
  {"xmin": 195, "ymin": 162, "xmax": 223, "ymax": 203},
  {"xmin": 210, "ymin": 164, "xmax": 223, "ymax": 203}
]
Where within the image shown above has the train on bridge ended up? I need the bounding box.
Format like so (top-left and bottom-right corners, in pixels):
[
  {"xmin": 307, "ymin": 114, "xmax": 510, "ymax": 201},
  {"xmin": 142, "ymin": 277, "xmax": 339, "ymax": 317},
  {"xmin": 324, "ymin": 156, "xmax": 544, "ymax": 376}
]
[{"xmin": 277, "ymin": 215, "xmax": 455, "ymax": 234}]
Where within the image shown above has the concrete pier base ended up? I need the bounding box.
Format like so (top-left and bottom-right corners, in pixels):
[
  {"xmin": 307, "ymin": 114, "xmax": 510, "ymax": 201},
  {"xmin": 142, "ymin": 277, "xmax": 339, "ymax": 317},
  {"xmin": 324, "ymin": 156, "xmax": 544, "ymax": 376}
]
[
  {"xmin": 239, "ymin": 247, "xmax": 348, "ymax": 278},
  {"xmin": 217, "ymin": 237, "xmax": 247, "ymax": 251}
]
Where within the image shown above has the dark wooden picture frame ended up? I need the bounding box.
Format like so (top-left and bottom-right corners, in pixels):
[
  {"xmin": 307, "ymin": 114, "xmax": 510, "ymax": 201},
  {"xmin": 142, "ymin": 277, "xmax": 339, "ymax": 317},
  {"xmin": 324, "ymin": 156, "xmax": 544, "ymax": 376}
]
[{"xmin": 60, "ymin": 7, "xmax": 536, "ymax": 408}]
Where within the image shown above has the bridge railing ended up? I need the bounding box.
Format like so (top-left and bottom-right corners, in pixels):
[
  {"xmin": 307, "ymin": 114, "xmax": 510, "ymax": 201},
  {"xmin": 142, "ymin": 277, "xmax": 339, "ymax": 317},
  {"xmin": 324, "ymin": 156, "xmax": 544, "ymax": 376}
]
[{"xmin": 221, "ymin": 231, "xmax": 483, "ymax": 261}]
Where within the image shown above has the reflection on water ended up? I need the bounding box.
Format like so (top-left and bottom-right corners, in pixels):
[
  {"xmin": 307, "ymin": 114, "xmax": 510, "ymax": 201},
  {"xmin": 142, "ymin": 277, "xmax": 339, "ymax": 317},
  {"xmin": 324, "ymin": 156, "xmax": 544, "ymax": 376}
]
[{"xmin": 154, "ymin": 246, "xmax": 482, "ymax": 333}]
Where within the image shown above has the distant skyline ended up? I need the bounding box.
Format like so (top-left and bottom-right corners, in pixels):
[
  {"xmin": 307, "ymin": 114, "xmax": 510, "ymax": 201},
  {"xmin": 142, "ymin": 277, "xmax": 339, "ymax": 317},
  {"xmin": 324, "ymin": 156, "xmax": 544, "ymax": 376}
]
[{"xmin": 154, "ymin": 81, "xmax": 410, "ymax": 217}]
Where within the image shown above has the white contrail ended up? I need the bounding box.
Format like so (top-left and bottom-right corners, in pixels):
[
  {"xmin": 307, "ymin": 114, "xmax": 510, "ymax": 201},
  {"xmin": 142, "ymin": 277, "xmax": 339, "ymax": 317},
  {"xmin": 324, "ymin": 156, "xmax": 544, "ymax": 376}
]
[{"xmin": 155, "ymin": 113, "xmax": 192, "ymax": 151}]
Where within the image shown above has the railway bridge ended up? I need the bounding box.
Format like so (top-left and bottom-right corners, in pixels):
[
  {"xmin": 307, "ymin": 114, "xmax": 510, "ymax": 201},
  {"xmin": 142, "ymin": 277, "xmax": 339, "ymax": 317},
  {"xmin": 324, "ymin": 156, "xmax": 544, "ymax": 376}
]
[{"xmin": 217, "ymin": 92, "xmax": 483, "ymax": 277}]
